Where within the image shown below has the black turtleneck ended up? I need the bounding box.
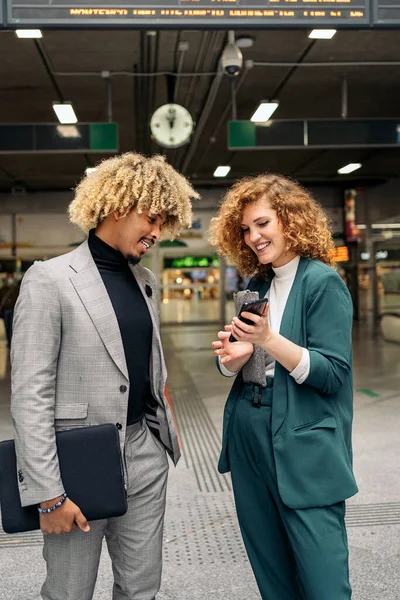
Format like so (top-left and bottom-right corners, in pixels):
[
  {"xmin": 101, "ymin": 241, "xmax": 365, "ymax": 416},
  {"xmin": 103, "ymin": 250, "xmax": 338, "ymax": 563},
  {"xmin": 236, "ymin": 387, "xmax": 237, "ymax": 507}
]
[{"xmin": 88, "ymin": 229, "xmax": 153, "ymax": 425}]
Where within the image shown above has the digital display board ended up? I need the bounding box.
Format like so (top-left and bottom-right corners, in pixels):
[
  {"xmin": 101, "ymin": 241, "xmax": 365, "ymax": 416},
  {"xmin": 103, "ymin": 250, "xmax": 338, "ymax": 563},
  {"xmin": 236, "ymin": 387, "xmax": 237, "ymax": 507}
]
[
  {"xmin": 373, "ymin": 0, "xmax": 400, "ymax": 24},
  {"xmin": 6, "ymin": 0, "xmax": 370, "ymax": 27},
  {"xmin": 331, "ymin": 246, "xmax": 350, "ymax": 263}
]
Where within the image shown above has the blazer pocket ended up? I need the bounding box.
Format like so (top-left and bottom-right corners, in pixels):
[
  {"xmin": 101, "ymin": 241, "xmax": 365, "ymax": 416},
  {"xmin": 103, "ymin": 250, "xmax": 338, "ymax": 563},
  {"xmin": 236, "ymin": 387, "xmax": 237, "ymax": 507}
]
[
  {"xmin": 292, "ymin": 416, "xmax": 337, "ymax": 433},
  {"xmin": 54, "ymin": 403, "xmax": 89, "ymax": 420}
]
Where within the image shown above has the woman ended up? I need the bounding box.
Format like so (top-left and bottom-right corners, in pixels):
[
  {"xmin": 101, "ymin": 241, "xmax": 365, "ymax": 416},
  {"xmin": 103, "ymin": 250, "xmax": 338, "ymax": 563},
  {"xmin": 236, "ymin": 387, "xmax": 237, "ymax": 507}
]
[{"xmin": 210, "ymin": 174, "xmax": 358, "ymax": 600}]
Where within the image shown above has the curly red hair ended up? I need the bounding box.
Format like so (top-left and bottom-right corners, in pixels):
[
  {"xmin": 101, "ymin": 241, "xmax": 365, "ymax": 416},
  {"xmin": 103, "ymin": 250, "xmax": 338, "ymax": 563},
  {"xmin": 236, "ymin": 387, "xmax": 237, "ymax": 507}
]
[{"xmin": 209, "ymin": 174, "xmax": 335, "ymax": 276}]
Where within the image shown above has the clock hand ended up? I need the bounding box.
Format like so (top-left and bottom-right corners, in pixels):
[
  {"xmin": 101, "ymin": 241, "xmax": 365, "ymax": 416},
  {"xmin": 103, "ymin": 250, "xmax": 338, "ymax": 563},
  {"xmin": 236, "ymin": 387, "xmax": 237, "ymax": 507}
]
[{"xmin": 167, "ymin": 107, "xmax": 176, "ymax": 129}]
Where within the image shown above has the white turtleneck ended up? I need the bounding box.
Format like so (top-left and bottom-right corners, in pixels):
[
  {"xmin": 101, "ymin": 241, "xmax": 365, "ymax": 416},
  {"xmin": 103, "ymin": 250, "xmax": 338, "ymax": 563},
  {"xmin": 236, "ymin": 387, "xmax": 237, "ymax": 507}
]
[{"xmin": 220, "ymin": 255, "xmax": 310, "ymax": 384}]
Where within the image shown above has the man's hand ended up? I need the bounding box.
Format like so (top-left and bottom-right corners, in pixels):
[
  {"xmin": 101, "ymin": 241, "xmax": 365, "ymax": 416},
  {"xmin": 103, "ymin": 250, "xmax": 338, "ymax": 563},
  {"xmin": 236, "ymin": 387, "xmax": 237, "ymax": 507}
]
[{"xmin": 39, "ymin": 497, "xmax": 90, "ymax": 535}]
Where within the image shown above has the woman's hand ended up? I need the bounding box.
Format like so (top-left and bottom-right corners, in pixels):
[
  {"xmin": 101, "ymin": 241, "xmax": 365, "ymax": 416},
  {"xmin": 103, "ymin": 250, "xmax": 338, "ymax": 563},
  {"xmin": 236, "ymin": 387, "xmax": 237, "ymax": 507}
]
[
  {"xmin": 230, "ymin": 304, "xmax": 303, "ymax": 374},
  {"xmin": 230, "ymin": 303, "xmax": 271, "ymax": 347},
  {"xmin": 212, "ymin": 325, "xmax": 254, "ymax": 372}
]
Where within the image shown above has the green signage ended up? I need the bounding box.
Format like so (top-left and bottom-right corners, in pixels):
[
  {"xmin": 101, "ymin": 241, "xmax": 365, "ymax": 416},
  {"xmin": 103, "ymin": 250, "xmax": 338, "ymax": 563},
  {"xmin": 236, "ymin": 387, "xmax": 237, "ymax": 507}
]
[
  {"xmin": 0, "ymin": 123, "xmax": 118, "ymax": 153},
  {"xmin": 228, "ymin": 121, "xmax": 256, "ymax": 148},
  {"xmin": 228, "ymin": 119, "xmax": 400, "ymax": 150},
  {"xmin": 164, "ymin": 256, "xmax": 219, "ymax": 269},
  {"xmin": 89, "ymin": 123, "xmax": 118, "ymax": 151}
]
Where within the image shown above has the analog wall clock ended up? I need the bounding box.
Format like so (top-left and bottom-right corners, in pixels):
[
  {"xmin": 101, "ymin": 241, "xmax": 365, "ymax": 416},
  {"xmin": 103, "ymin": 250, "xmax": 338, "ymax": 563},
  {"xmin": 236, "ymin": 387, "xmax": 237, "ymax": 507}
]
[{"xmin": 150, "ymin": 103, "xmax": 194, "ymax": 149}]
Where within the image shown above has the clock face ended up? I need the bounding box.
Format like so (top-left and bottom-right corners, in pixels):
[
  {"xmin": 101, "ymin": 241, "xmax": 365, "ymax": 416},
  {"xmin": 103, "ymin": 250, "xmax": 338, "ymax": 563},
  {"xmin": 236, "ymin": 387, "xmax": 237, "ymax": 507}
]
[{"xmin": 150, "ymin": 103, "xmax": 194, "ymax": 149}]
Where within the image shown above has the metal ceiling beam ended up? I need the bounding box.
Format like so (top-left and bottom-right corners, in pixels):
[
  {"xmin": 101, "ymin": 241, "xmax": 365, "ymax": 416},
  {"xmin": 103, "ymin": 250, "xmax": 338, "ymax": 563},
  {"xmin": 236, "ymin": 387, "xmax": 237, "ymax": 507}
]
[
  {"xmin": 268, "ymin": 40, "xmax": 316, "ymax": 100},
  {"xmin": 189, "ymin": 31, "xmax": 224, "ymax": 124},
  {"xmin": 53, "ymin": 57, "xmax": 400, "ymax": 78},
  {"xmin": 34, "ymin": 40, "xmax": 64, "ymax": 103},
  {"xmin": 53, "ymin": 70, "xmax": 218, "ymax": 78},
  {"xmin": 180, "ymin": 68, "xmax": 224, "ymax": 175},
  {"xmin": 183, "ymin": 32, "xmax": 209, "ymax": 109},
  {"xmin": 149, "ymin": 32, "xmax": 160, "ymax": 155},
  {"xmin": 192, "ymin": 67, "xmax": 250, "ymax": 176},
  {"xmin": 253, "ymin": 61, "xmax": 400, "ymax": 68}
]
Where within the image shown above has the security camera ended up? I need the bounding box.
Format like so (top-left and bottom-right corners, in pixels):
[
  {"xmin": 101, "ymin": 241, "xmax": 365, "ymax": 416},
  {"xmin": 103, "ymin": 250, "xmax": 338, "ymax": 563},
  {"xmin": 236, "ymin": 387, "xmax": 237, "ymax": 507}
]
[{"xmin": 221, "ymin": 42, "xmax": 243, "ymax": 77}]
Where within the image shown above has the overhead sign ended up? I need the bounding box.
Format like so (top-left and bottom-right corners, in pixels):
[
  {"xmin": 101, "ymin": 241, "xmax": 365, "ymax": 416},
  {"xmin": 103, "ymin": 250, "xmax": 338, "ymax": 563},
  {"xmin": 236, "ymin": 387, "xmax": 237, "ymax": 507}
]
[
  {"xmin": 228, "ymin": 120, "xmax": 400, "ymax": 150},
  {"xmin": 0, "ymin": 123, "xmax": 118, "ymax": 153},
  {"xmin": 6, "ymin": 0, "xmax": 369, "ymax": 27},
  {"xmin": 373, "ymin": 0, "xmax": 400, "ymax": 24},
  {"xmin": 331, "ymin": 246, "xmax": 350, "ymax": 262}
]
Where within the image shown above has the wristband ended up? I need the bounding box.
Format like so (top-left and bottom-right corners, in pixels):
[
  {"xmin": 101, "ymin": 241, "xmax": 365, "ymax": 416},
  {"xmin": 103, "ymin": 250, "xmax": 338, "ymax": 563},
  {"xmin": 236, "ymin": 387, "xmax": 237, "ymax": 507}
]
[{"xmin": 37, "ymin": 492, "xmax": 67, "ymax": 514}]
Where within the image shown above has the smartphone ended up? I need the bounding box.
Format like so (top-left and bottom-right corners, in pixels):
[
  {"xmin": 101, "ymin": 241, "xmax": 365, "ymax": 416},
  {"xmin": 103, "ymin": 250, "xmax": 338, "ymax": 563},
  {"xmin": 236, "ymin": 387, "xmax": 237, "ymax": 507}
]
[{"xmin": 229, "ymin": 298, "xmax": 268, "ymax": 343}]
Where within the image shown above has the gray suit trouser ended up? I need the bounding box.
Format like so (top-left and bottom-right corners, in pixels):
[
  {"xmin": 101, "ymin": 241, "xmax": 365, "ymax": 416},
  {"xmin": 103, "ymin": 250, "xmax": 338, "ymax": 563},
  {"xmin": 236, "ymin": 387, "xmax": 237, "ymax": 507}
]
[{"xmin": 41, "ymin": 420, "xmax": 169, "ymax": 600}]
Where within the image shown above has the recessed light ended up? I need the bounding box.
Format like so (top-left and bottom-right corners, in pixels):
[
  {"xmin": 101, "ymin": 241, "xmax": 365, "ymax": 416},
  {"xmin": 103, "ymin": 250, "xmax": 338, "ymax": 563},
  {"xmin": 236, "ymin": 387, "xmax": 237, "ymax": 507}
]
[
  {"xmin": 338, "ymin": 163, "xmax": 362, "ymax": 175},
  {"xmin": 52, "ymin": 103, "xmax": 78, "ymax": 124},
  {"xmin": 250, "ymin": 101, "xmax": 279, "ymax": 123},
  {"xmin": 214, "ymin": 166, "xmax": 231, "ymax": 178},
  {"xmin": 236, "ymin": 36, "xmax": 254, "ymax": 49},
  {"xmin": 309, "ymin": 29, "xmax": 337, "ymax": 40},
  {"xmin": 15, "ymin": 29, "xmax": 42, "ymax": 39}
]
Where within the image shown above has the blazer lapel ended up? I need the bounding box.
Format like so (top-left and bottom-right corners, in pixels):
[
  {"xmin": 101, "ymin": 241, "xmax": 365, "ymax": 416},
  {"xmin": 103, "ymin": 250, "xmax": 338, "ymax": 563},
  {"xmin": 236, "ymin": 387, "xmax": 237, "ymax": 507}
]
[
  {"xmin": 272, "ymin": 257, "xmax": 309, "ymax": 437},
  {"xmin": 129, "ymin": 264, "xmax": 167, "ymax": 399},
  {"xmin": 279, "ymin": 257, "xmax": 309, "ymax": 341},
  {"xmin": 69, "ymin": 241, "xmax": 129, "ymax": 380}
]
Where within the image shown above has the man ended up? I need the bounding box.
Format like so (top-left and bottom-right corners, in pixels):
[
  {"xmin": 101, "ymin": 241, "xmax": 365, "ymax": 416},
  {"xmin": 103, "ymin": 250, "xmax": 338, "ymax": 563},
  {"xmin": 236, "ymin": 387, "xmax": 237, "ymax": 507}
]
[{"xmin": 11, "ymin": 153, "xmax": 198, "ymax": 600}]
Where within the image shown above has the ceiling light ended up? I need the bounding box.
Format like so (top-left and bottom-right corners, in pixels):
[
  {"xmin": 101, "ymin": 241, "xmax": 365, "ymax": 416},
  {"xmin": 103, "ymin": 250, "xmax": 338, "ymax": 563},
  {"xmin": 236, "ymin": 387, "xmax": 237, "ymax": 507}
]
[
  {"xmin": 213, "ymin": 166, "xmax": 231, "ymax": 178},
  {"xmin": 251, "ymin": 101, "xmax": 279, "ymax": 123},
  {"xmin": 53, "ymin": 102, "xmax": 78, "ymax": 124},
  {"xmin": 85, "ymin": 168, "xmax": 97, "ymax": 175},
  {"xmin": 309, "ymin": 29, "xmax": 337, "ymax": 40},
  {"xmin": 337, "ymin": 163, "xmax": 362, "ymax": 175},
  {"xmin": 236, "ymin": 36, "xmax": 254, "ymax": 49},
  {"xmin": 15, "ymin": 29, "xmax": 42, "ymax": 39}
]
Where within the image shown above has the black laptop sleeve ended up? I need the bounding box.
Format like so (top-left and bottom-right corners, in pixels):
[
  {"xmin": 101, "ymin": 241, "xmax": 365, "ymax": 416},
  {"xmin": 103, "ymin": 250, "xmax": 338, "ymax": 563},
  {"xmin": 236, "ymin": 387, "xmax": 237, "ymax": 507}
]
[{"xmin": 0, "ymin": 423, "xmax": 128, "ymax": 534}]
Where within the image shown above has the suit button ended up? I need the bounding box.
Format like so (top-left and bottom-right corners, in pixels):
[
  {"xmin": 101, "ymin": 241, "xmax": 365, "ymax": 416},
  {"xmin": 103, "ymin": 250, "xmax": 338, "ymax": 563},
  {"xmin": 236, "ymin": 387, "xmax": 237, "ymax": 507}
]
[
  {"xmin": 120, "ymin": 385, "xmax": 127, "ymax": 393},
  {"xmin": 116, "ymin": 423, "xmax": 122, "ymax": 430}
]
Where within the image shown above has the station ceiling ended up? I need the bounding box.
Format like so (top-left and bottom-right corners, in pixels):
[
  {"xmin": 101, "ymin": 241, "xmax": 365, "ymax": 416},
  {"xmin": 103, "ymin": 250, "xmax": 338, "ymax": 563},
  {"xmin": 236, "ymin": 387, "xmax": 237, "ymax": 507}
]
[{"xmin": 1, "ymin": 28, "xmax": 400, "ymax": 193}]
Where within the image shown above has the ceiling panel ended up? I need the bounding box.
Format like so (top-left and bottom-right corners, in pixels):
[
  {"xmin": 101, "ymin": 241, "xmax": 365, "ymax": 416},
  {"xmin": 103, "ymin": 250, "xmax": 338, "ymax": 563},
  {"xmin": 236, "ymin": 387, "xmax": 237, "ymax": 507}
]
[{"xmin": 0, "ymin": 28, "xmax": 399, "ymax": 193}]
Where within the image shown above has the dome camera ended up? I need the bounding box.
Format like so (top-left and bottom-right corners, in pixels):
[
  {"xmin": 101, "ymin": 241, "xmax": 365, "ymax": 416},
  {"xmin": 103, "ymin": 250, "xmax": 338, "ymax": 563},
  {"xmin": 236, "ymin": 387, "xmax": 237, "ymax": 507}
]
[{"xmin": 221, "ymin": 42, "xmax": 243, "ymax": 76}]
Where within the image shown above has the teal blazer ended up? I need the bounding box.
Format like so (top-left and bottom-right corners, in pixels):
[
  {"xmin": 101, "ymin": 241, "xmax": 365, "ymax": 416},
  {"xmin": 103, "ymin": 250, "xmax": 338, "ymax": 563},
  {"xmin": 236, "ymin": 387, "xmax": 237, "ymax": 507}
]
[{"xmin": 218, "ymin": 257, "xmax": 358, "ymax": 509}]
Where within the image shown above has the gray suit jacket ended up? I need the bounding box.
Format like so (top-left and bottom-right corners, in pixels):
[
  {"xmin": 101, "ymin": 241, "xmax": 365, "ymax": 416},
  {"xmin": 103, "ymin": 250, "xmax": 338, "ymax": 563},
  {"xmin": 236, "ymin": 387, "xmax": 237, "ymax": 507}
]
[{"xmin": 11, "ymin": 240, "xmax": 180, "ymax": 507}]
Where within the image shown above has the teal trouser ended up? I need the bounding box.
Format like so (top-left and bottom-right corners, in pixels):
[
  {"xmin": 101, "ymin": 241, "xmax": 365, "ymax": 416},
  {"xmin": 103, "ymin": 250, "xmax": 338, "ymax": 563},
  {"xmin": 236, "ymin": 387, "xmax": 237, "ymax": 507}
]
[{"xmin": 228, "ymin": 382, "xmax": 351, "ymax": 600}]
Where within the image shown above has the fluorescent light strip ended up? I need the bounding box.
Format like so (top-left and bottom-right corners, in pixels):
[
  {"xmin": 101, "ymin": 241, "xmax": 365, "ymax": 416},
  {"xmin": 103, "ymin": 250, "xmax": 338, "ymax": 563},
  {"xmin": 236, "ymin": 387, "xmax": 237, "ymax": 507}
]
[
  {"xmin": 337, "ymin": 163, "xmax": 362, "ymax": 175},
  {"xmin": 213, "ymin": 166, "xmax": 231, "ymax": 178},
  {"xmin": 251, "ymin": 101, "xmax": 279, "ymax": 123},
  {"xmin": 15, "ymin": 29, "xmax": 42, "ymax": 39},
  {"xmin": 53, "ymin": 103, "xmax": 78, "ymax": 124},
  {"xmin": 309, "ymin": 29, "xmax": 337, "ymax": 40}
]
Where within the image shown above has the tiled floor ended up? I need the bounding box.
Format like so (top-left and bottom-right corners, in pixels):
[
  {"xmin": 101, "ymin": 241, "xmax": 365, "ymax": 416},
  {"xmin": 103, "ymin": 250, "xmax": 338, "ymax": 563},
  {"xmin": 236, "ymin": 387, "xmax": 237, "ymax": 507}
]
[{"xmin": 0, "ymin": 318, "xmax": 399, "ymax": 600}]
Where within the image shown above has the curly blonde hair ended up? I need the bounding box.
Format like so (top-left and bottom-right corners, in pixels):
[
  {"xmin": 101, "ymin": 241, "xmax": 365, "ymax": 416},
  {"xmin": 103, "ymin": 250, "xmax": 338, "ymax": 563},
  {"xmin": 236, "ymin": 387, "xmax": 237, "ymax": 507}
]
[
  {"xmin": 209, "ymin": 173, "xmax": 335, "ymax": 277},
  {"xmin": 68, "ymin": 153, "xmax": 199, "ymax": 237}
]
